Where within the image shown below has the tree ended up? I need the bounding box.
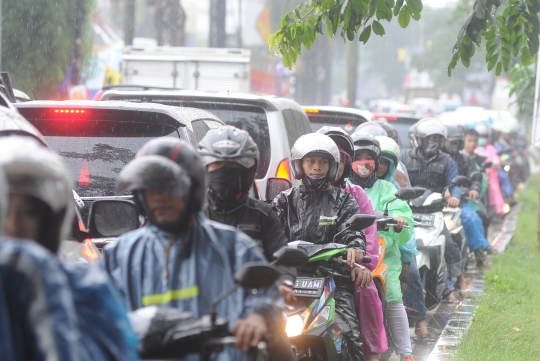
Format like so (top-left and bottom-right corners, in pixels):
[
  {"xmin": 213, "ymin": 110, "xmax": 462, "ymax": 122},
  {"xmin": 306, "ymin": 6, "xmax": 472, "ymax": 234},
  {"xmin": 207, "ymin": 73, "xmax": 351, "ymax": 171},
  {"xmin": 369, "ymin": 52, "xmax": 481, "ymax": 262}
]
[
  {"xmin": 508, "ymin": 60, "xmax": 536, "ymax": 125},
  {"xmin": 269, "ymin": 0, "xmax": 540, "ymax": 77},
  {"xmin": 2, "ymin": 0, "xmax": 93, "ymax": 98}
]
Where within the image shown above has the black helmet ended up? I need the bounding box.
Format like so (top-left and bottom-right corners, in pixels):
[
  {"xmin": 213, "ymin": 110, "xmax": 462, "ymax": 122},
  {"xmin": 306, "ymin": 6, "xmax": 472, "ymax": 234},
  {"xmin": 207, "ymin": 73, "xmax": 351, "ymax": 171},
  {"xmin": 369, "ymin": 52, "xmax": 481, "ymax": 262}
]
[
  {"xmin": 137, "ymin": 138, "xmax": 206, "ymax": 215},
  {"xmin": 444, "ymin": 124, "xmax": 465, "ymax": 155},
  {"xmin": 377, "ymin": 122, "xmax": 400, "ymax": 145},
  {"xmin": 351, "ymin": 131, "xmax": 382, "ymax": 158},
  {"xmin": 414, "ymin": 117, "xmax": 447, "ymax": 149},
  {"xmin": 316, "ymin": 126, "xmax": 354, "ymax": 182},
  {"xmin": 198, "ymin": 125, "xmax": 259, "ymax": 169},
  {"xmin": 116, "ymin": 155, "xmax": 191, "ymax": 233},
  {"xmin": 355, "ymin": 122, "xmax": 387, "ymax": 137}
]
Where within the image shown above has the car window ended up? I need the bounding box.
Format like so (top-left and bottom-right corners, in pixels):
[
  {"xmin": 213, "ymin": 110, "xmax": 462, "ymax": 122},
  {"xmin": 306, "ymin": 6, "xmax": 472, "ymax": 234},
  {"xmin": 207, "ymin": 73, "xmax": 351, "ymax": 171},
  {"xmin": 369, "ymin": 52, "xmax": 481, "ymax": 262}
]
[
  {"xmin": 307, "ymin": 113, "xmax": 367, "ymax": 135},
  {"xmin": 26, "ymin": 116, "xmax": 185, "ymax": 197},
  {"xmin": 292, "ymin": 110, "xmax": 312, "ymax": 134},
  {"xmin": 282, "ymin": 109, "xmax": 299, "ymax": 147}
]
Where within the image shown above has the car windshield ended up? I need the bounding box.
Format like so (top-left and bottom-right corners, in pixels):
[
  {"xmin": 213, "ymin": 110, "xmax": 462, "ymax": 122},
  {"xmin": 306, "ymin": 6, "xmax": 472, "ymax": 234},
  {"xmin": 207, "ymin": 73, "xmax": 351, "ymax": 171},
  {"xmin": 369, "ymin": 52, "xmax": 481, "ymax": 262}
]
[
  {"xmin": 26, "ymin": 115, "xmax": 184, "ymax": 197},
  {"xmin": 306, "ymin": 113, "xmax": 367, "ymax": 135}
]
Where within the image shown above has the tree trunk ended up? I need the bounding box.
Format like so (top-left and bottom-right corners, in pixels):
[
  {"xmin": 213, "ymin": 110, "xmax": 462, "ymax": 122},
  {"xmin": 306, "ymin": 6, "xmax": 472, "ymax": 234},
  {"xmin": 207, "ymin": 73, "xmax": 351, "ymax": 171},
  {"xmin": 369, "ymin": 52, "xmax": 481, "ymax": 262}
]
[{"xmin": 346, "ymin": 38, "xmax": 358, "ymax": 108}]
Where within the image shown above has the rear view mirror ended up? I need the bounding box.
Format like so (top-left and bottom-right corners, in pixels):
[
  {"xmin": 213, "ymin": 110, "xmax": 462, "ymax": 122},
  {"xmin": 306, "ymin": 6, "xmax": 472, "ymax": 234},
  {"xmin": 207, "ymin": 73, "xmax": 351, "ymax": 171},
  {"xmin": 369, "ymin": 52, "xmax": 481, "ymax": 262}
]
[
  {"xmin": 470, "ymin": 171, "xmax": 483, "ymax": 183},
  {"xmin": 234, "ymin": 263, "xmax": 281, "ymax": 289},
  {"xmin": 451, "ymin": 175, "xmax": 470, "ymax": 188},
  {"xmin": 411, "ymin": 187, "xmax": 427, "ymax": 199},
  {"xmin": 344, "ymin": 214, "xmax": 376, "ymax": 232},
  {"xmin": 272, "ymin": 247, "xmax": 309, "ymax": 267},
  {"xmin": 266, "ymin": 177, "xmax": 292, "ymax": 202},
  {"xmin": 394, "ymin": 188, "xmax": 418, "ymax": 201},
  {"xmin": 87, "ymin": 200, "xmax": 139, "ymax": 238}
]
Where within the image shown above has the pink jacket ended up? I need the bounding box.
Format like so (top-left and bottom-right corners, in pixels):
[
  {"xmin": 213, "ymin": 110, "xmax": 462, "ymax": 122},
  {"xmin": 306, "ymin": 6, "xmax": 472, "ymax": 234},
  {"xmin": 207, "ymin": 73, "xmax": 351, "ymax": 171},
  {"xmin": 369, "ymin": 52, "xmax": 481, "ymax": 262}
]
[{"xmin": 344, "ymin": 182, "xmax": 379, "ymax": 270}]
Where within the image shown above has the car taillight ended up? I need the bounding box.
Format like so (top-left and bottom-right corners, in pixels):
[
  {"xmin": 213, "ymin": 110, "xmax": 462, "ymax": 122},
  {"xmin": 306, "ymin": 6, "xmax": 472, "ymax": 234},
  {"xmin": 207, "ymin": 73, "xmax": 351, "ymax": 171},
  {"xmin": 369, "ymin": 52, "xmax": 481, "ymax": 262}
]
[
  {"xmin": 81, "ymin": 238, "xmax": 99, "ymax": 263},
  {"xmin": 54, "ymin": 109, "xmax": 86, "ymax": 114},
  {"xmin": 303, "ymin": 108, "xmax": 320, "ymax": 114},
  {"xmin": 276, "ymin": 159, "xmax": 292, "ymax": 180},
  {"xmin": 374, "ymin": 114, "xmax": 398, "ymax": 121}
]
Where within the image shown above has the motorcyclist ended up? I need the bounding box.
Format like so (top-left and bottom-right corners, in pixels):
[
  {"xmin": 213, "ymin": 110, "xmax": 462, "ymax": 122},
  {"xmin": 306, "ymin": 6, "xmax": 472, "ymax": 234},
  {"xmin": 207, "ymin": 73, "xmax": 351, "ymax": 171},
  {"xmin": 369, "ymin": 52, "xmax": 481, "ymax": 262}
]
[
  {"xmin": 272, "ymin": 133, "xmax": 366, "ymax": 361},
  {"xmin": 316, "ymin": 126, "xmax": 387, "ymax": 361},
  {"xmin": 474, "ymin": 124, "xmax": 506, "ymax": 216},
  {"xmin": 101, "ymin": 144, "xmax": 280, "ymax": 359},
  {"xmin": 197, "ymin": 126, "xmax": 295, "ymax": 299},
  {"xmin": 349, "ymin": 132, "xmax": 415, "ymax": 361},
  {"xmin": 443, "ymin": 125, "xmax": 495, "ymax": 267},
  {"xmin": 0, "ymin": 136, "xmax": 138, "ymax": 361},
  {"xmin": 400, "ymin": 118, "xmax": 469, "ymax": 300}
]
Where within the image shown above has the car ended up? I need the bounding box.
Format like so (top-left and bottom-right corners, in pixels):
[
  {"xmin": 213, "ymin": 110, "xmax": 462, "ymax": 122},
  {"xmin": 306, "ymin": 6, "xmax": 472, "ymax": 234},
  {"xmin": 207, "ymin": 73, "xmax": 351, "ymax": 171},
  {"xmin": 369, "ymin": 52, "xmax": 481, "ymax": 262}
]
[
  {"xmin": 302, "ymin": 106, "xmax": 373, "ymax": 134},
  {"xmin": 0, "ymin": 94, "xmax": 100, "ymax": 263},
  {"xmin": 99, "ymin": 90, "xmax": 312, "ymax": 199},
  {"xmin": 372, "ymin": 113, "xmax": 421, "ymax": 150}
]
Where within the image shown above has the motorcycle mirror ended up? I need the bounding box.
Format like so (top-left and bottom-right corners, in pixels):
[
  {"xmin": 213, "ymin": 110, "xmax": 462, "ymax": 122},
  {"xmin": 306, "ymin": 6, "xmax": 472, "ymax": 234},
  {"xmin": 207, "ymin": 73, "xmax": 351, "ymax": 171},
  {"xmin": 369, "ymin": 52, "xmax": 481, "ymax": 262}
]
[
  {"xmin": 271, "ymin": 247, "xmax": 309, "ymax": 267},
  {"xmin": 87, "ymin": 200, "xmax": 140, "ymax": 238},
  {"xmin": 266, "ymin": 177, "xmax": 292, "ymax": 202},
  {"xmin": 411, "ymin": 187, "xmax": 427, "ymax": 199},
  {"xmin": 394, "ymin": 188, "xmax": 418, "ymax": 201},
  {"xmin": 344, "ymin": 214, "xmax": 376, "ymax": 232},
  {"xmin": 234, "ymin": 262, "xmax": 281, "ymax": 289},
  {"xmin": 451, "ymin": 175, "xmax": 470, "ymax": 188}
]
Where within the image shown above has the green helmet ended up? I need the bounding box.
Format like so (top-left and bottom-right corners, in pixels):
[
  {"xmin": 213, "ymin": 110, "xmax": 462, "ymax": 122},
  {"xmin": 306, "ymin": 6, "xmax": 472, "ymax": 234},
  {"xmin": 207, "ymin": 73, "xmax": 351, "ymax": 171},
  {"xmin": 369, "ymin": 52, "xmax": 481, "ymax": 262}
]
[{"xmin": 375, "ymin": 136, "xmax": 400, "ymax": 166}]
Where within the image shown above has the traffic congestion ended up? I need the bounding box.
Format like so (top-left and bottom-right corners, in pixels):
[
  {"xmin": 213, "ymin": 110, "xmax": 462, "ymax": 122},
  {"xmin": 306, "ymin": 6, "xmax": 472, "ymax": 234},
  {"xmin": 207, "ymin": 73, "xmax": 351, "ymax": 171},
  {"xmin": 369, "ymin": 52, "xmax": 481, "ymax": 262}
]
[
  {"xmin": 0, "ymin": 1, "xmax": 536, "ymax": 360},
  {"xmin": 0, "ymin": 74, "xmax": 531, "ymax": 361}
]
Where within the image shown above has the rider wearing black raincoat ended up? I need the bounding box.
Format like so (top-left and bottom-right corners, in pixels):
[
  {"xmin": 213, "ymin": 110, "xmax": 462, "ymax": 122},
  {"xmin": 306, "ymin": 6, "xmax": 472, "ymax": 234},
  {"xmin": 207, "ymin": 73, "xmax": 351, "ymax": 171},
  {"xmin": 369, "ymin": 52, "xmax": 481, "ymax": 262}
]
[{"xmin": 272, "ymin": 133, "xmax": 366, "ymax": 361}]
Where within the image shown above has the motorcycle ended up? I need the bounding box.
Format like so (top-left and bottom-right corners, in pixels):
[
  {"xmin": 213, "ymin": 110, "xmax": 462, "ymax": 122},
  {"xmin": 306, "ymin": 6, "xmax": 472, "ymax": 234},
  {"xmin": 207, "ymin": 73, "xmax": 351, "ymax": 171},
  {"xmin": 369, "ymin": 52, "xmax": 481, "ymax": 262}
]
[
  {"xmin": 127, "ymin": 247, "xmax": 308, "ymax": 361},
  {"xmin": 284, "ymin": 214, "xmax": 376, "ymax": 361},
  {"xmin": 410, "ymin": 176, "xmax": 470, "ymax": 309}
]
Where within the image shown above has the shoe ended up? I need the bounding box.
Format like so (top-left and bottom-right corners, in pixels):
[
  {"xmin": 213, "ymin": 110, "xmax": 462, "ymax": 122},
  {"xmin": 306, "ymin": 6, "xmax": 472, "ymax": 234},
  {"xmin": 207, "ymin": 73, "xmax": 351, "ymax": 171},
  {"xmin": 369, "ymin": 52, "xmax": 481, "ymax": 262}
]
[
  {"xmin": 486, "ymin": 245, "xmax": 499, "ymax": 255},
  {"xmin": 400, "ymin": 354, "xmax": 419, "ymax": 361}
]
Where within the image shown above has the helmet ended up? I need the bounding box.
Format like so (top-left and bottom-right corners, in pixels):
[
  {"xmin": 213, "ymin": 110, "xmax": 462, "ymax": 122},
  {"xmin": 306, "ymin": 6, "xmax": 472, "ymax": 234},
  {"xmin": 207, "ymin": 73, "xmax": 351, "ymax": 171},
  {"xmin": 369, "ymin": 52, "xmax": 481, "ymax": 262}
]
[
  {"xmin": 0, "ymin": 136, "xmax": 74, "ymax": 253},
  {"xmin": 290, "ymin": 133, "xmax": 340, "ymax": 182},
  {"xmin": 137, "ymin": 138, "xmax": 206, "ymax": 214},
  {"xmin": 116, "ymin": 155, "xmax": 192, "ymax": 233},
  {"xmin": 414, "ymin": 117, "xmax": 447, "ymax": 149},
  {"xmin": 198, "ymin": 125, "xmax": 259, "ymax": 169},
  {"xmin": 444, "ymin": 124, "xmax": 465, "ymax": 153},
  {"xmin": 316, "ymin": 126, "xmax": 354, "ymax": 181},
  {"xmin": 376, "ymin": 136, "xmax": 400, "ymax": 166},
  {"xmin": 475, "ymin": 124, "xmax": 491, "ymax": 139},
  {"xmin": 377, "ymin": 122, "xmax": 400, "ymax": 145},
  {"xmin": 351, "ymin": 131, "xmax": 382, "ymax": 157},
  {"xmin": 355, "ymin": 122, "xmax": 387, "ymax": 137}
]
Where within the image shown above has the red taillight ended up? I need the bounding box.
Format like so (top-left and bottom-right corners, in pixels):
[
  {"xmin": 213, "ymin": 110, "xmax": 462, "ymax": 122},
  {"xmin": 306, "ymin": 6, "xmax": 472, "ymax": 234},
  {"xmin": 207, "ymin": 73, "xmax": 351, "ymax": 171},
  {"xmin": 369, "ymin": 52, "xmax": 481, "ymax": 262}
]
[
  {"xmin": 54, "ymin": 109, "xmax": 86, "ymax": 114},
  {"xmin": 374, "ymin": 114, "xmax": 398, "ymax": 121},
  {"xmin": 276, "ymin": 159, "xmax": 292, "ymax": 180}
]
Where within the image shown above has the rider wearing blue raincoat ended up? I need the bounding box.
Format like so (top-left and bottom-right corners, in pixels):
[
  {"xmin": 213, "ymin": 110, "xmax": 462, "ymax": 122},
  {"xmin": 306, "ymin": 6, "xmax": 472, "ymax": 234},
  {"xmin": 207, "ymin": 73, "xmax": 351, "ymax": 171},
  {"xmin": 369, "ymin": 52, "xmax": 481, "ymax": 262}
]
[{"xmin": 101, "ymin": 144, "xmax": 280, "ymax": 360}]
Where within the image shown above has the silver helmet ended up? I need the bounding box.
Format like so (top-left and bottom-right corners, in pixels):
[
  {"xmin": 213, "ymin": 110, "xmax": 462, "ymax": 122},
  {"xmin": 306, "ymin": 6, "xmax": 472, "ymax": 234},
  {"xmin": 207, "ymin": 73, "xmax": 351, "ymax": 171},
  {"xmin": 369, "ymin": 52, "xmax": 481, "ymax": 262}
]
[
  {"xmin": 290, "ymin": 133, "xmax": 340, "ymax": 182},
  {"xmin": 0, "ymin": 136, "xmax": 74, "ymax": 252}
]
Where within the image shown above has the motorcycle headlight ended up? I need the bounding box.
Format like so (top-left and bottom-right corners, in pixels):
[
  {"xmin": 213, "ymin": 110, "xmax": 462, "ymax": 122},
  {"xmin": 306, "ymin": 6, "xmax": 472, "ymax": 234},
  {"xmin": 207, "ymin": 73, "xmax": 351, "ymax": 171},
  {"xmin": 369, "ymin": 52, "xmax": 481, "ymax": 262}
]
[
  {"xmin": 285, "ymin": 314, "xmax": 305, "ymax": 337},
  {"xmin": 306, "ymin": 305, "xmax": 331, "ymax": 332}
]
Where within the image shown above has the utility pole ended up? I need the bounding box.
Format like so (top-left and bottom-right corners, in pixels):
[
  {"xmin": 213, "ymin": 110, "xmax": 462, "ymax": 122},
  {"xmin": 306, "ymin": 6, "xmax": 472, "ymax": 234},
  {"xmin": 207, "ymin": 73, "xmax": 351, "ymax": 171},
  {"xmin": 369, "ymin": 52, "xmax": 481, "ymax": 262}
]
[
  {"xmin": 346, "ymin": 38, "xmax": 358, "ymax": 108},
  {"xmin": 0, "ymin": 0, "xmax": 3, "ymax": 71},
  {"xmin": 124, "ymin": 0, "xmax": 135, "ymax": 46},
  {"xmin": 209, "ymin": 0, "xmax": 226, "ymax": 47}
]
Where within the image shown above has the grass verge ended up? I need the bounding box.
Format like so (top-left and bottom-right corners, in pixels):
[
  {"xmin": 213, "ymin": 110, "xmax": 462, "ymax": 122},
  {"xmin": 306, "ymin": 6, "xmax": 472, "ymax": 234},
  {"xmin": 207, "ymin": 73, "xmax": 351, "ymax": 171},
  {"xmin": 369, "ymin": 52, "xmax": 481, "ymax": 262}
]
[{"xmin": 455, "ymin": 175, "xmax": 540, "ymax": 360}]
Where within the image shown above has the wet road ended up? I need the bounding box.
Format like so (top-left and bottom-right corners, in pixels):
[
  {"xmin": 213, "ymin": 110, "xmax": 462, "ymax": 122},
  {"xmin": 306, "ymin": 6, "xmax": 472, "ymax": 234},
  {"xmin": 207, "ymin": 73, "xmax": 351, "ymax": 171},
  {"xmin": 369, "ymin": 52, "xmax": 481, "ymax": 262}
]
[{"xmin": 381, "ymin": 203, "xmax": 520, "ymax": 361}]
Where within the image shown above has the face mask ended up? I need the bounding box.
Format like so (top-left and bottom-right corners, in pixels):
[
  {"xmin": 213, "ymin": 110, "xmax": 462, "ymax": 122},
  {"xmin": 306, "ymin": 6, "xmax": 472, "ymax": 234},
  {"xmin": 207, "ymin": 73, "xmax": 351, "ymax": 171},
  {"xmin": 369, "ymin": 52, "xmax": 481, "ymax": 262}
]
[
  {"xmin": 352, "ymin": 160, "xmax": 376, "ymax": 178},
  {"xmin": 422, "ymin": 140, "xmax": 439, "ymax": 156},
  {"xmin": 478, "ymin": 138, "xmax": 487, "ymax": 146},
  {"xmin": 207, "ymin": 167, "xmax": 251, "ymax": 210}
]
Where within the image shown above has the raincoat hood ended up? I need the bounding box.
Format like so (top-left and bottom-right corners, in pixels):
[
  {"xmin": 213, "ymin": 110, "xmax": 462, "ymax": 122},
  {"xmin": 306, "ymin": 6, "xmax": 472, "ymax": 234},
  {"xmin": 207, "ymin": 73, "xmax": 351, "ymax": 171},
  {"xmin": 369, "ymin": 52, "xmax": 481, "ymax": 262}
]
[{"xmin": 380, "ymin": 154, "xmax": 397, "ymax": 186}]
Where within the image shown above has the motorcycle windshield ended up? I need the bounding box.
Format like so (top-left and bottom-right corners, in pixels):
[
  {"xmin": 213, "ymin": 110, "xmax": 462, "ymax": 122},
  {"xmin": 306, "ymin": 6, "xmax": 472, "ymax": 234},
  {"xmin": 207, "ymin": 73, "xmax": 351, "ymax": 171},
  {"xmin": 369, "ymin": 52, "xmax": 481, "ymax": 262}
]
[{"xmin": 288, "ymin": 241, "xmax": 348, "ymax": 258}]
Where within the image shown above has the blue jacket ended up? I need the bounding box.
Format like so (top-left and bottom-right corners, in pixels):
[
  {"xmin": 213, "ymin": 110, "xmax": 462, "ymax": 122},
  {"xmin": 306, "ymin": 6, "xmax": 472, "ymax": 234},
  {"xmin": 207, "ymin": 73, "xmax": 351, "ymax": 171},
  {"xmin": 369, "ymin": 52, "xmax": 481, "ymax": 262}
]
[
  {"xmin": 0, "ymin": 239, "xmax": 138, "ymax": 361},
  {"xmin": 100, "ymin": 213, "xmax": 280, "ymax": 359},
  {"xmin": 0, "ymin": 240, "xmax": 81, "ymax": 361}
]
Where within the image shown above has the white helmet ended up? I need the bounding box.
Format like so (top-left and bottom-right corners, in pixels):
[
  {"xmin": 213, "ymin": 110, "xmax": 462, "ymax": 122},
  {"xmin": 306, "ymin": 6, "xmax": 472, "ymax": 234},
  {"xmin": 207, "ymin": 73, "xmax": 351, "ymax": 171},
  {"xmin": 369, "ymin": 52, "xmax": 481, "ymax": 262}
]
[
  {"xmin": 0, "ymin": 136, "xmax": 74, "ymax": 252},
  {"xmin": 290, "ymin": 133, "xmax": 340, "ymax": 182}
]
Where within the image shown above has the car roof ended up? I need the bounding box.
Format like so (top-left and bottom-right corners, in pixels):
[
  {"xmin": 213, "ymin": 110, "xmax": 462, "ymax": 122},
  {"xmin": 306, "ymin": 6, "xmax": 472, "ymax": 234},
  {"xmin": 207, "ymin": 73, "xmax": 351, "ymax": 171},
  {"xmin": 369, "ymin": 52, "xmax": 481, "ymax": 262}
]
[
  {"xmin": 302, "ymin": 105, "xmax": 374, "ymax": 122},
  {"xmin": 100, "ymin": 89, "xmax": 306, "ymax": 113},
  {"xmin": 14, "ymin": 100, "xmax": 224, "ymax": 130}
]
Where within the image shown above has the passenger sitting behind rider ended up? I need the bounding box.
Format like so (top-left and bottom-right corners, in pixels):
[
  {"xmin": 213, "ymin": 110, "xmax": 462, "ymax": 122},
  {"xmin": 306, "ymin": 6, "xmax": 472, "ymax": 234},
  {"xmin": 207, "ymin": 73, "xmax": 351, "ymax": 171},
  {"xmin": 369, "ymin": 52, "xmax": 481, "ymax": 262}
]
[{"xmin": 272, "ymin": 133, "xmax": 366, "ymax": 361}]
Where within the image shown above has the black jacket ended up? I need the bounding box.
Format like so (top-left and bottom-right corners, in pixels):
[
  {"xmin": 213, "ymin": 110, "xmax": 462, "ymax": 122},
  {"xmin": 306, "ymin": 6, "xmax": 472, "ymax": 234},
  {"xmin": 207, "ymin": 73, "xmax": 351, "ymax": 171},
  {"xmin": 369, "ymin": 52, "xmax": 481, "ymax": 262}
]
[
  {"xmin": 451, "ymin": 151, "xmax": 482, "ymax": 192},
  {"xmin": 206, "ymin": 196, "xmax": 295, "ymax": 282},
  {"xmin": 272, "ymin": 183, "xmax": 366, "ymax": 252}
]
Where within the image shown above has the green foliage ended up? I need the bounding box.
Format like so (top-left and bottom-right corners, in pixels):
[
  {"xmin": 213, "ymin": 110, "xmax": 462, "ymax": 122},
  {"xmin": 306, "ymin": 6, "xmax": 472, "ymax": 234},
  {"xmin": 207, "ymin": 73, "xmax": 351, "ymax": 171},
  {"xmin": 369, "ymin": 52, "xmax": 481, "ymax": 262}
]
[
  {"xmin": 271, "ymin": 0, "xmax": 540, "ymax": 77},
  {"xmin": 2, "ymin": 0, "xmax": 94, "ymax": 98},
  {"xmin": 508, "ymin": 61, "xmax": 536, "ymax": 124}
]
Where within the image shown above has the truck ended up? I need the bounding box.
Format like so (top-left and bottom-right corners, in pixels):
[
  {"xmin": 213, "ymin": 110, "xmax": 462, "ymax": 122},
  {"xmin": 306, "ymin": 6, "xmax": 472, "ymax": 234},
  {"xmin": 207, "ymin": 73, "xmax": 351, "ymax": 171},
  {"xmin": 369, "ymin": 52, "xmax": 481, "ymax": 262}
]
[{"xmin": 120, "ymin": 46, "xmax": 251, "ymax": 93}]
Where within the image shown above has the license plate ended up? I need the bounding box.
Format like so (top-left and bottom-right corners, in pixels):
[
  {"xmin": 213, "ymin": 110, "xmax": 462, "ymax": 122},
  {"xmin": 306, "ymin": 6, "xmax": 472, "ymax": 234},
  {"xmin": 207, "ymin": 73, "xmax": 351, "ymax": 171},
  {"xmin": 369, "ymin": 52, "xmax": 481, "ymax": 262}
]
[
  {"xmin": 293, "ymin": 277, "xmax": 325, "ymax": 298},
  {"xmin": 413, "ymin": 214, "xmax": 435, "ymax": 227}
]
